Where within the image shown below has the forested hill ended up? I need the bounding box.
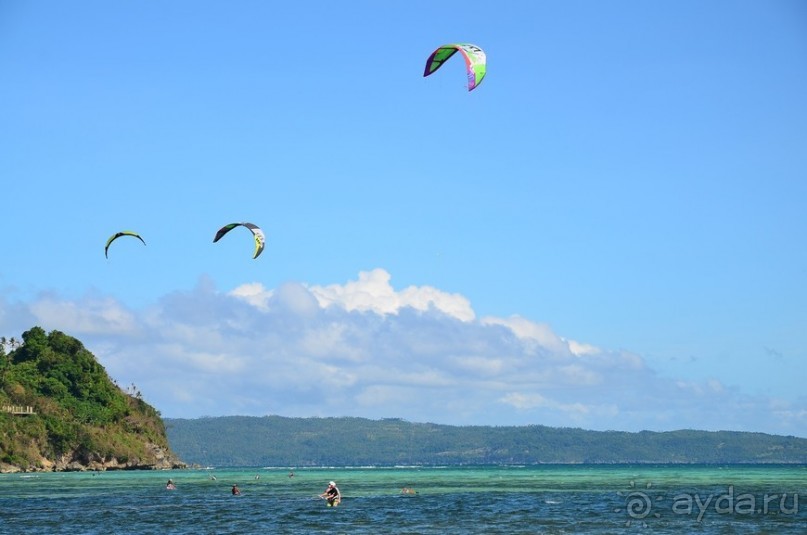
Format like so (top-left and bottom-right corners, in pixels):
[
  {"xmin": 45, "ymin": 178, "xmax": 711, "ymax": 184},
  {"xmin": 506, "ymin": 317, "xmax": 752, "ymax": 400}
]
[
  {"xmin": 0, "ymin": 327, "xmax": 184, "ymax": 472},
  {"xmin": 165, "ymin": 416, "xmax": 807, "ymax": 466}
]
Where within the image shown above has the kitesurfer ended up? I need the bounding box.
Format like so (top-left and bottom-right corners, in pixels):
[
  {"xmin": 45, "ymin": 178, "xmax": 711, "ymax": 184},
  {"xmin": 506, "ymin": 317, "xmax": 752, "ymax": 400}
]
[{"xmin": 319, "ymin": 481, "xmax": 341, "ymax": 506}]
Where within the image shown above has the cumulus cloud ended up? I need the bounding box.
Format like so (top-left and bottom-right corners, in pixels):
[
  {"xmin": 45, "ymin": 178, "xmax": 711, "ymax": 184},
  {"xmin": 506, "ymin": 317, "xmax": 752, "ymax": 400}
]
[
  {"xmin": 28, "ymin": 294, "xmax": 138, "ymax": 335},
  {"xmin": 229, "ymin": 282, "xmax": 273, "ymax": 311},
  {"xmin": 499, "ymin": 392, "xmax": 619, "ymax": 422},
  {"xmin": 307, "ymin": 268, "xmax": 475, "ymax": 321},
  {"xmin": 1, "ymin": 269, "xmax": 804, "ymax": 436}
]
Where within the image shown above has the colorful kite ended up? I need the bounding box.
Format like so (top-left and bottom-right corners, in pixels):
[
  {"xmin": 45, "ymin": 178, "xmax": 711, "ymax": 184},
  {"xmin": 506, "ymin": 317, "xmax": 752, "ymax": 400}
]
[
  {"xmin": 423, "ymin": 43, "xmax": 486, "ymax": 91},
  {"xmin": 213, "ymin": 222, "xmax": 265, "ymax": 259}
]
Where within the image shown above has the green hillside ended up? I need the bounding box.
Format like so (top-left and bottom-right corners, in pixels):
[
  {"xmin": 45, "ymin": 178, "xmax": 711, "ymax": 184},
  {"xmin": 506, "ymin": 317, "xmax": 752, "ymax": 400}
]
[
  {"xmin": 166, "ymin": 415, "xmax": 807, "ymax": 466},
  {"xmin": 0, "ymin": 327, "xmax": 184, "ymax": 472}
]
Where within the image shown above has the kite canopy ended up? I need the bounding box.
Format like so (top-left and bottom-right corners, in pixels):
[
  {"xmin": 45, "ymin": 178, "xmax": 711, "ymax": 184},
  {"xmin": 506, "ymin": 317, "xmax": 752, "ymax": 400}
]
[
  {"xmin": 423, "ymin": 43, "xmax": 486, "ymax": 91},
  {"xmin": 105, "ymin": 231, "xmax": 146, "ymax": 258},
  {"xmin": 213, "ymin": 222, "xmax": 265, "ymax": 259}
]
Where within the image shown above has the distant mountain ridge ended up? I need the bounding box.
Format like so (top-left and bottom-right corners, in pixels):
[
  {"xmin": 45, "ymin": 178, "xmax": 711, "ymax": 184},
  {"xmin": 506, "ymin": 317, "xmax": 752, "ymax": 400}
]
[{"xmin": 165, "ymin": 415, "xmax": 807, "ymax": 466}]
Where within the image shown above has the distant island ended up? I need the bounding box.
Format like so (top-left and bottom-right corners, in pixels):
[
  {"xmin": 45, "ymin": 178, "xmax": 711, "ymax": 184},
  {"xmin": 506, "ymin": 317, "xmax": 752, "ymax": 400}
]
[
  {"xmin": 0, "ymin": 327, "xmax": 184, "ymax": 473},
  {"xmin": 166, "ymin": 415, "xmax": 807, "ymax": 466}
]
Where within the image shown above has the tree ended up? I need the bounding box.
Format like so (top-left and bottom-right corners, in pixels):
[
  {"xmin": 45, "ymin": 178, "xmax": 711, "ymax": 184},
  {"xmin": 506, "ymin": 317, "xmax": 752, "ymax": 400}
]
[{"xmin": 0, "ymin": 347, "xmax": 7, "ymax": 387}]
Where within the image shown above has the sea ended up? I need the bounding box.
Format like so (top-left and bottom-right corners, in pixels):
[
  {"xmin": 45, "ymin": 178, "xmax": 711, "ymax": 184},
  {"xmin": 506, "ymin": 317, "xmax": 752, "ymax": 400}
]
[{"xmin": 1, "ymin": 464, "xmax": 804, "ymax": 534}]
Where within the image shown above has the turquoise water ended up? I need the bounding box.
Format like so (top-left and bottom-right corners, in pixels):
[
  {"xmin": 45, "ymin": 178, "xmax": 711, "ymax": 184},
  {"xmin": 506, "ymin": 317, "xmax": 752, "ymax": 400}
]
[{"xmin": 1, "ymin": 465, "xmax": 804, "ymax": 534}]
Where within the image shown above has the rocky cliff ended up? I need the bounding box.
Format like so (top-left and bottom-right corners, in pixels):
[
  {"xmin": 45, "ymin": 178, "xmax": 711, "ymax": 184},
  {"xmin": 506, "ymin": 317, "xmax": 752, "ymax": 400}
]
[
  {"xmin": 0, "ymin": 327, "xmax": 185, "ymax": 473},
  {"xmin": 0, "ymin": 441, "xmax": 182, "ymax": 473}
]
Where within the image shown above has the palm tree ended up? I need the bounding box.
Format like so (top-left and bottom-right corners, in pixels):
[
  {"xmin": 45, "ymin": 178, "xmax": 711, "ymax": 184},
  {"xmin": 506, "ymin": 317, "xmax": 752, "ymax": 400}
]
[{"xmin": 0, "ymin": 339, "xmax": 7, "ymax": 386}]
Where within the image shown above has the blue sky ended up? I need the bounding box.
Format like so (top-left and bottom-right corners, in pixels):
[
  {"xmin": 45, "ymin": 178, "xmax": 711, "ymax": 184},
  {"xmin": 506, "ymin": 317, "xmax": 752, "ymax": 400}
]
[{"xmin": 1, "ymin": 1, "xmax": 805, "ymax": 436}]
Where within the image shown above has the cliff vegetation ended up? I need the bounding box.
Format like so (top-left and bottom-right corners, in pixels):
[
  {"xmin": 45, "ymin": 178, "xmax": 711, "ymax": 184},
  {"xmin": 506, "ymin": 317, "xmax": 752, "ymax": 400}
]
[{"xmin": 0, "ymin": 327, "xmax": 184, "ymax": 473}]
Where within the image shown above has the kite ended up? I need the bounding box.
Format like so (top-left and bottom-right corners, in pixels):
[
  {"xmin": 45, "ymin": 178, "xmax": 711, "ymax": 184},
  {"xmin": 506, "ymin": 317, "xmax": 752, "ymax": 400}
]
[
  {"xmin": 105, "ymin": 231, "xmax": 146, "ymax": 258},
  {"xmin": 213, "ymin": 222, "xmax": 265, "ymax": 259},
  {"xmin": 423, "ymin": 43, "xmax": 486, "ymax": 91}
]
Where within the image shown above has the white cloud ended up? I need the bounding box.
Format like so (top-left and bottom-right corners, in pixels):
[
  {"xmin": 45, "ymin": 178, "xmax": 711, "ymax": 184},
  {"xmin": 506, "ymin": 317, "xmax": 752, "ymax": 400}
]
[
  {"xmin": 499, "ymin": 391, "xmax": 618, "ymax": 420},
  {"xmin": 567, "ymin": 340, "xmax": 600, "ymax": 356},
  {"xmin": 29, "ymin": 295, "xmax": 138, "ymax": 335},
  {"xmin": 308, "ymin": 268, "xmax": 475, "ymax": 321},
  {"xmin": 451, "ymin": 355, "xmax": 506, "ymax": 375},
  {"xmin": 555, "ymin": 364, "xmax": 602, "ymax": 386},
  {"xmin": 229, "ymin": 282, "xmax": 273, "ymax": 311},
  {"xmin": 482, "ymin": 315, "xmax": 568, "ymax": 354},
  {"xmin": 2, "ymin": 269, "xmax": 804, "ymax": 437}
]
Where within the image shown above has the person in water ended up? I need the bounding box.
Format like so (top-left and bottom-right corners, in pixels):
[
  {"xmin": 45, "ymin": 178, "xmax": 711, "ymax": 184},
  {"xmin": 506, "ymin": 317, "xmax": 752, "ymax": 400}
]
[
  {"xmin": 166, "ymin": 479, "xmax": 176, "ymax": 490},
  {"xmin": 232, "ymin": 484, "xmax": 241, "ymax": 495},
  {"xmin": 319, "ymin": 481, "xmax": 341, "ymax": 506}
]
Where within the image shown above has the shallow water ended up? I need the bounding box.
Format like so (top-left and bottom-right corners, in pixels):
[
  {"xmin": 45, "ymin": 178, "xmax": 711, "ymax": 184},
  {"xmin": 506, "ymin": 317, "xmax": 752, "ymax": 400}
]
[{"xmin": 1, "ymin": 465, "xmax": 804, "ymax": 534}]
